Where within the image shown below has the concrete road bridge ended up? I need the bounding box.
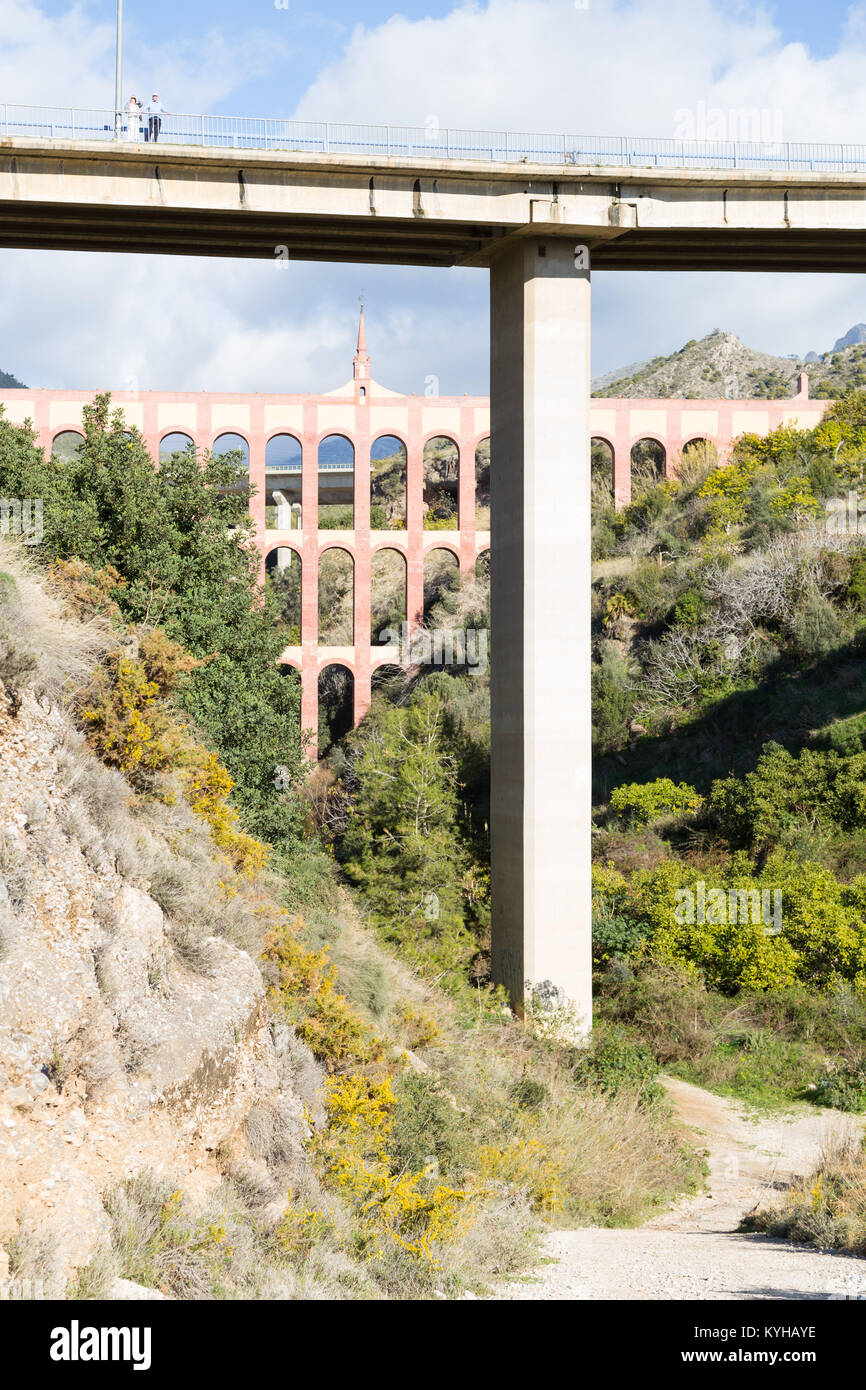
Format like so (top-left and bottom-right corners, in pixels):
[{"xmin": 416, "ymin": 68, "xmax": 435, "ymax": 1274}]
[{"xmin": 2, "ymin": 108, "xmax": 863, "ymax": 1025}]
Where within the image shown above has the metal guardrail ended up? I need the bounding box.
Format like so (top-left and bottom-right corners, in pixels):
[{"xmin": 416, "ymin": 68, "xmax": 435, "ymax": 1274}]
[{"xmin": 3, "ymin": 103, "xmax": 866, "ymax": 173}]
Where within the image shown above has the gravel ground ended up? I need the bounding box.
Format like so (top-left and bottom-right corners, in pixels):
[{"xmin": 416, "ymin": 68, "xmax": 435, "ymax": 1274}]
[{"xmin": 491, "ymin": 1077, "xmax": 866, "ymax": 1302}]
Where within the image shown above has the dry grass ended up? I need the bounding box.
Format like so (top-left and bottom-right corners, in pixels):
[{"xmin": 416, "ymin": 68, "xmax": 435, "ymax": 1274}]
[
  {"xmin": 743, "ymin": 1129, "xmax": 866, "ymax": 1254},
  {"xmin": 328, "ymin": 899, "xmax": 702, "ymax": 1233},
  {"xmin": 0, "ymin": 538, "xmax": 112, "ymax": 707}
]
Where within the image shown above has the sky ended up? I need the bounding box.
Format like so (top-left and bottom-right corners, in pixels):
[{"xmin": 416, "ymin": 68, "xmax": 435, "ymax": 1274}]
[{"xmin": 4, "ymin": 0, "xmax": 866, "ymax": 392}]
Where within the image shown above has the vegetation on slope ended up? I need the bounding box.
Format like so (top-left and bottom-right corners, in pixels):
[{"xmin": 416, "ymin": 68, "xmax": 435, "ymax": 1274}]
[
  {"xmin": 588, "ymin": 393, "xmax": 866, "ymax": 1111},
  {"xmin": 0, "ymin": 399, "xmax": 701, "ymax": 1299}
]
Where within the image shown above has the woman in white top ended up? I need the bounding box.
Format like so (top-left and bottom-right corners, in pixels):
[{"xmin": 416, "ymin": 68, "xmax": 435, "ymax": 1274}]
[{"xmin": 124, "ymin": 96, "xmax": 143, "ymax": 142}]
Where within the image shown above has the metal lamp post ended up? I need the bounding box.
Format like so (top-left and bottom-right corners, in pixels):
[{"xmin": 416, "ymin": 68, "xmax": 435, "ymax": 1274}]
[{"xmin": 114, "ymin": 0, "xmax": 123, "ymax": 138}]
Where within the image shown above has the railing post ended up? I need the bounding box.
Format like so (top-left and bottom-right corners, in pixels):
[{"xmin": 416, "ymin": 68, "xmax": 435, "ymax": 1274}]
[
  {"xmin": 386, "ymin": 126, "xmax": 390, "ymax": 157},
  {"xmin": 324, "ymin": 122, "xmax": 329, "ymax": 153}
]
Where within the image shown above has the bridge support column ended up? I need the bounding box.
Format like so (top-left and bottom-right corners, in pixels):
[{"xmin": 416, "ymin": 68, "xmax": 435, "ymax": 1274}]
[{"xmin": 489, "ymin": 236, "xmax": 592, "ymax": 1031}]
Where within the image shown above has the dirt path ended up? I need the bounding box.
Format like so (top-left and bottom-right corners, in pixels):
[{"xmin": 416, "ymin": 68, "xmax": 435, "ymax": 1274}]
[{"xmin": 492, "ymin": 1076, "xmax": 866, "ymax": 1301}]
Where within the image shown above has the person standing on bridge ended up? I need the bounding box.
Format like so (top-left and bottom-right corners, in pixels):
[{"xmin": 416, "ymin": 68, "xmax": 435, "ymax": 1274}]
[
  {"xmin": 145, "ymin": 94, "xmax": 168, "ymax": 144},
  {"xmin": 124, "ymin": 96, "xmax": 143, "ymax": 142}
]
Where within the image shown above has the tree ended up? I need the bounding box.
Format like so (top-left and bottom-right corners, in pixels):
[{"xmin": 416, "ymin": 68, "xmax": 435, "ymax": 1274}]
[
  {"xmin": 0, "ymin": 395, "xmax": 306, "ymax": 848},
  {"xmin": 339, "ymin": 689, "xmax": 476, "ymax": 984}
]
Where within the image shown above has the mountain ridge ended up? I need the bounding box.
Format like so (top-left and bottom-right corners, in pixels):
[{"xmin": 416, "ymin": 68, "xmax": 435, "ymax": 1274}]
[{"xmin": 592, "ymin": 326, "xmax": 866, "ymax": 399}]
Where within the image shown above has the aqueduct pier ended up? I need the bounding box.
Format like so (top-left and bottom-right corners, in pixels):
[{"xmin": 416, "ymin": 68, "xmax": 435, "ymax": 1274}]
[{"xmin": 3, "ymin": 129, "xmax": 864, "ymax": 1025}]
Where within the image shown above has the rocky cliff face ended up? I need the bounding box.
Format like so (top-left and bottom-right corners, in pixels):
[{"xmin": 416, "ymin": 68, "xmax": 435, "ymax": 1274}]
[{"xmin": 0, "ymin": 680, "xmax": 310, "ymax": 1295}]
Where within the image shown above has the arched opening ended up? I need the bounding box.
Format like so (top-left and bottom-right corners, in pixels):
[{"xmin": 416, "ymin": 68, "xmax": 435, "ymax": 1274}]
[
  {"xmin": 213, "ymin": 432, "xmax": 249, "ymax": 465},
  {"xmin": 680, "ymin": 437, "xmax": 719, "ymax": 482},
  {"xmin": 266, "ymin": 435, "xmax": 303, "ymax": 530},
  {"xmin": 475, "ymin": 437, "xmax": 490, "ymax": 529},
  {"xmin": 159, "ymin": 431, "xmax": 195, "ymax": 461},
  {"xmin": 212, "ymin": 432, "xmax": 250, "ymax": 499},
  {"xmin": 371, "ymin": 547, "xmax": 406, "ymax": 645},
  {"xmin": 51, "ymin": 430, "xmax": 85, "ymax": 461},
  {"xmin": 591, "ymin": 437, "xmax": 614, "ymax": 507},
  {"xmin": 630, "ymin": 438, "xmax": 666, "ymax": 496},
  {"xmin": 318, "ymin": 664, "xmax": 354, "ymax": 756},
  {"xmin": 266, "ymin": 544, "xmax": 302, "ymax": 645},
  {"xmin": 423, "ymin": 436, "xmax": 459, "ymax": 529},
  {"xmin": 266, "ymin": 433, "xmax": 302, "ymax": 471},
  {"xmin": 318, "ymin": 434, "xmax": 354, "ymax": 530},
  {"xmin": 371, "ymin": 663, "xmax": 406, "ymax": 701},
  {"xmin": 318, "ymin": 547, "xmax": 354, "ymax": 645},
  {"xmin": 423, "ymin": 547, "xmax": 460, "ymax": 623},
  {"xmin": 370, "ymin": 435, "xmax": 407, "ymax": 529},
  {"xmin": 475, "ymin": 549, "xmax": 490, "ymax": 585}
]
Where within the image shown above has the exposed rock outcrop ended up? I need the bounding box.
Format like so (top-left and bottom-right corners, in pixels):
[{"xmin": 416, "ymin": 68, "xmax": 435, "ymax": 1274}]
[{"xmin": 0, "ymin": 684, "xmax": 309, "ymax": 1292}]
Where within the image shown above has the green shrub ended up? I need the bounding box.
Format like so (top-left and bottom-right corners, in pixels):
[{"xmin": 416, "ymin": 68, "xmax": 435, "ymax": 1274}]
[
  {"xmin": 707, "ymin": 742, "xmax": 866, "ymax": 851},
  {"xmin": 609, "ymin": 778, "xmax": 702, "ymax": 825},
  {"xmin": 813, "ymin": 1055, "xmax": 866, "ymax": 1113},
  {"xmin": 592, "ymin": 902, "xmax": 649, "ymax": 965},
  {"xmin": 789, "ymin": 589, "xmax": 844, "ymax": 659},
  {"xmin": 591, "ymin": 664, "xmax": 635, "ymax": 754},
  {"xmin": 572, "ymin": 1026, "xmax": 663, "ymax": 1104},
  {"xmin": 508, "ymin": 1075, "xmax": 550, "ymax": 1111},
  {"xmin": 388, "ymin": 1070, "xmax": 470, "ymax": 1181},
  {"xmin": 673, "ymin": 587, "xmax": 707, "ymax": 629},
  {"xmin": 846, "ymin": 554, "xmax": 866, "ymax": 611}
]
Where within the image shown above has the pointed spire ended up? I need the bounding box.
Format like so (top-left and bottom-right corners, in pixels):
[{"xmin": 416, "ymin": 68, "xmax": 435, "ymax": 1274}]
[{"xmin": 353, "ymin": 298, "xmax": 370, "ymax": 385}]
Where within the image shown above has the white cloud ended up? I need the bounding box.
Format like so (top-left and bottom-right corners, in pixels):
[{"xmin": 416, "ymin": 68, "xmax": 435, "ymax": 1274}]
[
  {"xmin": 0, "ymin": 0, "xmax": 289, "ymax": 112},
  {"xmin": 290, "ymin": 0, "xmax": 851, "ymax": 143},
  {"xmin": 0, "ymin": 250, "xmax": 488, "ymax": 395}
]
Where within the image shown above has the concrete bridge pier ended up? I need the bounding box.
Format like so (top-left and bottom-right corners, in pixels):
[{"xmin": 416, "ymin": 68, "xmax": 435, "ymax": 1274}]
[{"xmin": 489, "ymin": 237, "xmax": 592, "ymax": 1030}]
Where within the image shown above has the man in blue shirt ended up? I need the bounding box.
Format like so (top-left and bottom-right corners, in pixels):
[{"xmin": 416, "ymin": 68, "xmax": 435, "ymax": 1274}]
[{"xmin": 145, "ymin": 95, "xmax": 168, "ymax": 144}]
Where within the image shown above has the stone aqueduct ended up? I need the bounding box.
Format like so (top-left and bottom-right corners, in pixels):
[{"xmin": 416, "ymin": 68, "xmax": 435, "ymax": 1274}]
[{"xmin": 1, "ymin": 315, "xmax": 829, "ymax": 751}]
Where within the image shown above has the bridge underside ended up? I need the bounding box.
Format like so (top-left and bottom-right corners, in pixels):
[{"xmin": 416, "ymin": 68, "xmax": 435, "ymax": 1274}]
[
  {"xmin": 6, "ymin": 138, "xmax": 866, "ymax": 270},
  {"xmin": 5, "ymin": 199, "xmax": 866, "ymax": 270}
]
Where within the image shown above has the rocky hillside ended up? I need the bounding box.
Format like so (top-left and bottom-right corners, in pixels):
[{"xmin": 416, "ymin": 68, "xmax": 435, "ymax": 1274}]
[
  {"xmin": 593, "ymin": 326, "xmax": 866, "ymax": 400},
  {"xmin": 593, "ymin": 330, "xmax": 800, "ymax": 399},
  {"xmin": 0, "ymin": 550, "xmax": 315, "ymax": 1298}
]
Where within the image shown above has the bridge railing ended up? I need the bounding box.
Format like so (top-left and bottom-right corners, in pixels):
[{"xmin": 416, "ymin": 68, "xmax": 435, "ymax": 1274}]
[{"xmin": 4, "ymin": 103, "xmax": 866, "ymax": 173}]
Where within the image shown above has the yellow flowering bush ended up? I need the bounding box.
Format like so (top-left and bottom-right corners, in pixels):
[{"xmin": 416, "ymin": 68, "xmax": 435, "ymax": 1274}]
[
  {"xmin": 78, "ymin": 628, "xmax": 268, "ymax": 876},
  {"xmin": 313, "ymin": 1073, "xmax": 471, "ymax": 1263},
  {"xmin": 263, "ymin": 916, "xmax": 379, "ymax": 1069}
]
